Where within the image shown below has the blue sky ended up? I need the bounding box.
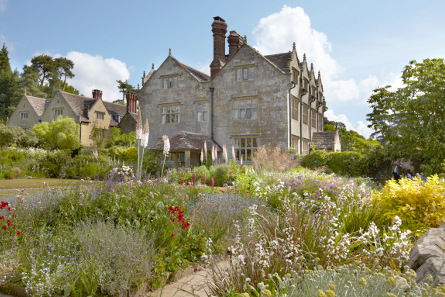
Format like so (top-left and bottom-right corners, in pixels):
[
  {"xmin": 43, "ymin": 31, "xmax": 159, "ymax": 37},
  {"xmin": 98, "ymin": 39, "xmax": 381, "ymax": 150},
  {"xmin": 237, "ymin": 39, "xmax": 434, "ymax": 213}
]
[{"xmin": 1, "ymin": 0, "xmax": 444, "ymax": 138}]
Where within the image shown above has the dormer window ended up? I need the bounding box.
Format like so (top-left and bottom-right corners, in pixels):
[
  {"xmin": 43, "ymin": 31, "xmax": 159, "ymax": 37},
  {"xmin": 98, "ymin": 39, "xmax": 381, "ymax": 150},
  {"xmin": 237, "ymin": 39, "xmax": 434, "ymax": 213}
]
[
  {"xmin": 163, "ymin": 76, "xmax": 178, "ymax": 89},
  {"xmin": 236, "ymin": 66, "xmax": 254, "ymax": 81}
]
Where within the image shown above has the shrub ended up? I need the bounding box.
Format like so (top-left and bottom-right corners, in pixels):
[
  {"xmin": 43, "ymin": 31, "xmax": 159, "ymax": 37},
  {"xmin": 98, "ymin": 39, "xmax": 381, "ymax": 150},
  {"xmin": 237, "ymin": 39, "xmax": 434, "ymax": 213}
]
[
  {"xmin": 300, "ymin": 150, "xmax": 329, "ymax": 169},
  {"xmin": 210, "ymin": 164, "xmax": 231, "ymax": 186},
  {"xmin": 193, "ymin": 165, "xmax": 210, "ymax": 184},
  {"xmin": 326, "ymin": 151, "xmax": 364, "ymax": 177},
  {"xmin": 73, "ymin": 220, "xmax": 155, "ymax": 296},
  {"xmin": 372, "ymin": 175, "xmax": 445, "ymax": 235}
]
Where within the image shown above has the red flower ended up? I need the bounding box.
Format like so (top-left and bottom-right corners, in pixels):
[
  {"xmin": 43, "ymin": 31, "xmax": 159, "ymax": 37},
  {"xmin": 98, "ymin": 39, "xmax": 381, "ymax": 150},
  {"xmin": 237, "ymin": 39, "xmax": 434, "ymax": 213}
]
[
  {"xmin": 183, "ymin": 222, "xmax": 190, "ymax": 229},
  {"xmin": 0, "ymin": 216, "xmax": 4, "ymax": 220},
  {"xmin": 171, "ymin": 233, "xmax": 176, "ymax": 237},
  {"xmin": 220, "ymin": 189, "xmax": 225, "ymax": 193},
  {"xmin": 16, "ymin": 230, "xmax": 20, "ymax": 235},
  {"xmin": 7, "ymin": 207, "xmax": 11, "ymax": 211},
  {"xmin": 7, "ymin": 220, "xmax": 12, "ymax": 226},
  {"xmin": 1, "ymin": 226, "xmax": 6, "ymax": 230},
  {"xmin": 11, "ymin": 214, "xmax": 16, "ymax": 218}
]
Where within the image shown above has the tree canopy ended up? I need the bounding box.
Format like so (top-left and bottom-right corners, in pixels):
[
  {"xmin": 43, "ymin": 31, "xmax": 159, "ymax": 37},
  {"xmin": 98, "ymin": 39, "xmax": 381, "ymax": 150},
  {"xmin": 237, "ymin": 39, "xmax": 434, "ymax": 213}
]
[
  {"xmin": 32, "ymin": 116, "xmax": 81, "ymax": 151},
  {"xmin": 117, "ymin": 79, "xmax": 135, "ymax": 101},
  {"xmin": 367, "ymin": 58, "xmax": 445, "ymax": 174}
]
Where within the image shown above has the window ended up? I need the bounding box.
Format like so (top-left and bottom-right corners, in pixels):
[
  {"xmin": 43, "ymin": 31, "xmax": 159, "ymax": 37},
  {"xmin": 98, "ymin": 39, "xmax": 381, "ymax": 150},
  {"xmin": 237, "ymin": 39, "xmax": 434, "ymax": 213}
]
[
  {"xmin": 163, "ymin": 76, "xmax": 178, "ymax": 89},
  {"xmin": 96, "ymin": 111, "xmax": 105, "ymax": 120},
  {"xmin": 54, "ymin": 108, "xmax": 63, "ymax": 116},
  {"xmin": 161, "ymin": 105, "xmax": 180, "ymax": 124},
  {"xmin": 292, "ymin": 68, "xmax": 299, "ymax": 84},
  {"xmin": 112, "ymin": 114, "xmax": 121, "ymax": 123},
  {"xmin": 291, "ymin": 135, "xmax": 299, "ymax": 150},
  {"xmin": 20, "ymin": 112, "xmax": 28, "ymax": 120},
  {"xmin": 291, "ymin": 97, "xmax": 298, "ymax": 120},
  {"xmin": 236, "ymin": 67, "xmax": 254, "ymax": 81},
  {"xmin": 233, "ymin": 136, "xmax": 258, "ymax": 161},
  {"xmin": 311, "ymin": 109, "xmax": 317, "ymax": 128},
  {"xmin": 196, "ymin": 103, "xmax": 208, "ymax": 121},
  {"xmin": 233, "ymin": 98, "xmax": 257, "ymax": 120},
  {"xmin": 303, "ymin": 104, "xmax": 309, "ymax": 125},
  {"xmin": 303, "ymin": 139, "xmax": 309, "ymax": 154},
  {"xmin": 318, "ymin": 114, "xmax": 323, "ymax": 131}
]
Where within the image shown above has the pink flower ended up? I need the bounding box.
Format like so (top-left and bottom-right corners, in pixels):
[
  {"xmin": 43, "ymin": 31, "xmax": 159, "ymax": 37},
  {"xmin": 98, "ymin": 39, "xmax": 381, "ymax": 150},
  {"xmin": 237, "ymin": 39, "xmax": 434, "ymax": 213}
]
[{"xmin": 210, "ymin": 177, "xmax": 214, "ymax": 188}]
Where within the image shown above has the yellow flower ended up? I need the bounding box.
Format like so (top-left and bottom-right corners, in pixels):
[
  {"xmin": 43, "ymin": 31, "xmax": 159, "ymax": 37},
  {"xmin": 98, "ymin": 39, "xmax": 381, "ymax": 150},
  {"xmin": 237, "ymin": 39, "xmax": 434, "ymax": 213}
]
[
  {"xmin": 240, "ymin": 293, "xmax": 250, "ymax": 297},
  {"xmin": 325, "ymin": 289, "xmax": 335, "ymax": 297},
  {"xmin": 317, "ymin": 289, "xmax": 327, "ymax": 297},
  {"xmin": 386, "ymin": 293, "xmax": 397, "ymax": 297},
  {"xmin": 387, "ymin": 276, "xmax": 395, "ymax": 287},
  {"xmin": 358, "ymin": 277, "xmax": 367, "ymax": 287}
]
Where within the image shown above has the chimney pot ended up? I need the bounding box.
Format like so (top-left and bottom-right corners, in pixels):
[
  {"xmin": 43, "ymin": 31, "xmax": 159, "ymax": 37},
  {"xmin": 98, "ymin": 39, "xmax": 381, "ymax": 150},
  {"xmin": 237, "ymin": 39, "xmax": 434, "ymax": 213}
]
[{"xmin": 210, "ymin": 16, "xmax": 227, "ymax": 79}]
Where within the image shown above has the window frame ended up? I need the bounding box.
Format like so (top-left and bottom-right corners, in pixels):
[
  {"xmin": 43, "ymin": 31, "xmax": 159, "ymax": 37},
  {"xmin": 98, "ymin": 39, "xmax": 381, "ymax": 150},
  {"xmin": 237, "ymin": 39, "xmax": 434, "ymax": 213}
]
[
  {"xmin": 96, "ymin": 111, "xmax": 105, "ymax": 120},
  {"xmin": 161, "ymin": 104, "xmax": 181, "ymax": 124},
  {"xmin": 162, "ymin": 76, "xmax": 178, "ymax": 89},
  {"xmin": 196, "ymin": 103, "xmax": 208, "ymax": 122},
  {"xmin": 303, "ymin": 104, "xmax": 309, "ymax": 125},
  {"xmin": 54, "ymin": 108, "xmax": 63, "ymax": 117},
  {"xmin": 232, "ymin": 136, "xmax": 258, "ymax": 161},
  {"xmin": 20, "ymin": 112, "xmax": 28, "ymax": 120},
  {"xmin": 291, "ymin": 96, "xmax": 299, "ymax": 120},
  {"xmin": 236, "ymin": 66, "xmax": 255, "ymax": 81},
  {"xmin": 311, "ymin": 108, "xmax": 317, "ymax": 128},
  {"xmin": 233, "ymin": 98, "xmax": 258, "ymax": 120}
]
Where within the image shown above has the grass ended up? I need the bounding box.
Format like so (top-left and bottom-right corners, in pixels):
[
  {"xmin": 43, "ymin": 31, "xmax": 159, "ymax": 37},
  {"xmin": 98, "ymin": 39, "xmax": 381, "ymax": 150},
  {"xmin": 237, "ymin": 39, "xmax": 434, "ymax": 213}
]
[{"xmin": 0, "ymin": 178, "xmax": 93, "ymax": 189}]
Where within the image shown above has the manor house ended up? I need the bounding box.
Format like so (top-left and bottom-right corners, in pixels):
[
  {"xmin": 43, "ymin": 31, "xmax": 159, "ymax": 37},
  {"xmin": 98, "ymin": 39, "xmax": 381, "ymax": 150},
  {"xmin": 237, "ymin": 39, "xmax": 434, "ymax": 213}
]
[{"xmin": 138, "ymin": 16, "xmax": 337, "ymax": 166}]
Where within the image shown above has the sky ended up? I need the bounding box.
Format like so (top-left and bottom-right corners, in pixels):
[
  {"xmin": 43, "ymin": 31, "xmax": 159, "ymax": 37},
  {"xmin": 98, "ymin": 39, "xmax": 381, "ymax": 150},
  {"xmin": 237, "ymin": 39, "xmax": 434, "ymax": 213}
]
[{"xmin": 1, "ymin": 0, "xmax": 444, "ymax": 138}]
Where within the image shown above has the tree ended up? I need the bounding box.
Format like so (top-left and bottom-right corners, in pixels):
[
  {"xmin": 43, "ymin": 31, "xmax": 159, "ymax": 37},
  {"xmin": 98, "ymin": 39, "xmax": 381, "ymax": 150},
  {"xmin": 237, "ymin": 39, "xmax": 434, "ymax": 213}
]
[
  {"xmin": 324, "ymin": 118, "xmax": 379, "ymax": 154},
  {"xmin": 117, "ymin": 79, "xmax": 134, "ymax": 101},
  {"xmin": 367, "ymin": 58, "xmax": 445, "ymax": 174},
  {"xmin": 0, "ymin": 43, "xmax": 12, "ymax": 74},
  {"xmin": 32, "ymin": 116, "xmax": 81, "ymax": 151},
  {"xmin": 54, "ymin": 57, "xmax": 74, "ymax": 90},
  {"xmin": 26, "ymin": 55, "xmax": 57, "ymax": 91}
]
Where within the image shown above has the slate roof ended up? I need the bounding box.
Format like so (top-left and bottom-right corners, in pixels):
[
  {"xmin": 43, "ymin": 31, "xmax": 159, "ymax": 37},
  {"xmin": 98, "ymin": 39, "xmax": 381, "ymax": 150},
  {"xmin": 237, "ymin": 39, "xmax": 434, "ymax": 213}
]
[
  {"xmin": 26, "ymin": 95, "xmax": 48, "ymax": 117},
  {"xmin": 312, "ymin": 131, "xmax": 337, "ymax": 151},
  {"xmin": 264, "ymin": 52, "xmax": 292, "ymax": 73},
  {"xmin": 178, "ymin": 62, "xmax": 210, "ymax": 82},
  {"xmin": 103, "ymin": 101, "xmax": 127, "ymax": 116},
  {"xmin": 58, "ymin": 91, "xmax": 96, "ymax": 122},
  {"xmin": 151, "ymin": 131, "xmax": 221, "ymax": 152}
]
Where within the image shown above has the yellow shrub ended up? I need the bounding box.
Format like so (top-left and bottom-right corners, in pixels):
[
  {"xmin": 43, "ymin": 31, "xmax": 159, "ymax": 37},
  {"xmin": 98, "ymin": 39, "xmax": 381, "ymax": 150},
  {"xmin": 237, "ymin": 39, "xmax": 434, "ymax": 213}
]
[{"xmin": 372, "ymin": 175, "xmax": 445, "ymax": 234}]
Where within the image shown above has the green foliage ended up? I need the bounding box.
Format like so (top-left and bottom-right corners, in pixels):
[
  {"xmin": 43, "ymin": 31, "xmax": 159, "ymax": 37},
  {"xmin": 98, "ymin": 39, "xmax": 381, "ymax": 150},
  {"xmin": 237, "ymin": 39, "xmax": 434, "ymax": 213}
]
[
  {"xmin": 0, "ymin": 124, "xmax": 37, "ymax": 148},
  {"xmin": 117, "ymin": 79, "xmax": 135, "ymax": 101},
  {"xmin": 326, "ymin": 152, "xmax": 364, "ymax": 177},
  {"xmin": 32, "ymin": 116, "xmax": 81, "ymax": 151},
  {"xmin": 372, "ymin": 175, "xmax": 445, "ymax": 234},
  {"xmin": 367, "ymin": 58, "xmax": 445, "ymax": 175},
  {"xmin": 105, "ymin": 127, "xmax": 135, "ymax": 148},
  {"xmin": 300, "ymin": 150, "xmax": 329, "ymax": 169},
  {"xmin": 210, "ymin": 164, "xmax": 232, "ymax": 186}
]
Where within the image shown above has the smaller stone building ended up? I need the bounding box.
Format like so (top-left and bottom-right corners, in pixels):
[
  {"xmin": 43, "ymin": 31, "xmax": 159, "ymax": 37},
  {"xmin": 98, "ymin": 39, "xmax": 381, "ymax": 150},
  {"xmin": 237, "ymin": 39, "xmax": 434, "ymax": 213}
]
[
  {"xmin": 7, "ymin": 89, "xmax": 138, "ymax": 146},
  {"xmin": 312, "ymin": 129, "xmax": 341, "ymax": 152}
]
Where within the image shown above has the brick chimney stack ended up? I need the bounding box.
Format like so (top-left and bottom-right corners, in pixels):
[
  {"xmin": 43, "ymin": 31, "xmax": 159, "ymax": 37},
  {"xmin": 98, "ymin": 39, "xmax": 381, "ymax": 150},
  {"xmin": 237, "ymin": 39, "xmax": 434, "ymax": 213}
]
[
  {"xmin": 126, "ymin": 92, "xmax": 137, "ymax": 113},
  {"xmin": 210, "ymin": 16, "xmax": 227, "ymax": 79},
  {"xmin": 92, "ymin": 89, "xmax": 103, "ymax": 100},
  {"xmin": 228, "ymin": 30, "xmax": 244, "ymax": 59}
]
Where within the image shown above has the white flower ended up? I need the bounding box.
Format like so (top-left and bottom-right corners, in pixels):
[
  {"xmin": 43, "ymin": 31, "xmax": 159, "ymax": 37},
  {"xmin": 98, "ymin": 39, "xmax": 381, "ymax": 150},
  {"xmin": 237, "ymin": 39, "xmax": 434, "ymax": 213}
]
[{"xmin": 162, "ymin": 135, "xmax": 170, "ymax": 156}]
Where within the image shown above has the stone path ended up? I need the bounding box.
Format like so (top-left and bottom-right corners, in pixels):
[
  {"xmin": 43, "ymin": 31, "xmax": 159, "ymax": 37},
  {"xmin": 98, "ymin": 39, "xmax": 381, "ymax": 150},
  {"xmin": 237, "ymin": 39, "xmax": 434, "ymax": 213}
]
[{"xmin": 148, "ymin": 261, "xmax": 228, "ymax": 297}]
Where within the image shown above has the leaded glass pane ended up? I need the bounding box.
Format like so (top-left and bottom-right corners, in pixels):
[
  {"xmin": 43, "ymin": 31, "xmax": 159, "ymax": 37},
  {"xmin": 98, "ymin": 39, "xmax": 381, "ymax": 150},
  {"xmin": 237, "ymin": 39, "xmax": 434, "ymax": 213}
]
[{"xmin": 252, "ymin": 109, "xmax": 257, "ymax": 119}]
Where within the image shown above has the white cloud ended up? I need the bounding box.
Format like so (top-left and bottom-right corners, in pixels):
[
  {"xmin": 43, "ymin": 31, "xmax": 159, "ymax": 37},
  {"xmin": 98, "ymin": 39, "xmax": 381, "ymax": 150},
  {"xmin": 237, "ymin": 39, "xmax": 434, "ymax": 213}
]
[
  {"xmin": 66, "ymin": 51, "xmax": 130, "ymax": 101},
  {"xmin": 251, "ymin": 5, "xmax": 382, "ymax": 104},
  {"xmin": 325, "ymin": 109, "xmax": 374, "ymax": 139},
  {"xmin": 0, "ymin": 0, "xmax": 7, "ymax": 12}
]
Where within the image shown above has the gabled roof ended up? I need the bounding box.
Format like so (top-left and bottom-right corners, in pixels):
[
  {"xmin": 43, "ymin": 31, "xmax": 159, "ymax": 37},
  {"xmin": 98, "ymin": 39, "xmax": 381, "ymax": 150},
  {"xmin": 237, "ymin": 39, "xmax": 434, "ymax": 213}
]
[
  {"xmin": 103, "ymin": 101, "xmax": 127, "ymax": 116},
  {"xmin": 57, "ymin": 91, "xmax": 96, "ymax": 121},
  {"xmin": 312, "ymin": 131, "xmax": 337, "ymax": 151},
  {"xmin": 151, "ymin": 131, "xmax": 220, "ymax": 152},
  {"xmin": 26, "ymin": 95, "xmax": 48, "ymax": 117},
  {"xmin": 264, "ymin": 52, "xmax": 292, "ymax": 73},
  {"xmin": 178, "ymin": 61, "xmax": 210, "ymax": 82}
]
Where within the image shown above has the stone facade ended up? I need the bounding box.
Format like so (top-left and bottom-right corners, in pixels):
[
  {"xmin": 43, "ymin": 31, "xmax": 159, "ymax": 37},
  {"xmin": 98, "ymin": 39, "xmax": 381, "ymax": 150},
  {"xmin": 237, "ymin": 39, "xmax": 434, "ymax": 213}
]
[
  {"xmin": 7, "ymin": 94, "xmax": 49, "ymax": 130},
  {"xmin": 139, "ymin": 16, "xmax": 327, "ymax": 162}
]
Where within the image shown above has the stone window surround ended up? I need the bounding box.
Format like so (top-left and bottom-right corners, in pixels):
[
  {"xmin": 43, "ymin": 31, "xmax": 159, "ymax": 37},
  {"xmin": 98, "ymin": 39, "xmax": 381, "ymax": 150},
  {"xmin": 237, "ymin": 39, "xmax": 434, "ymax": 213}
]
[
  {"xmin": 302, "ymin": 103, "xmax": 309, "ymax": 125},
  {"xmin": 159, "ymin": 103, "xmax": 181, "ymax": 124},
  {"xmin": 231, "ymin": 96, "xmax": 258, "ymax": 120},
  {"xmin": 161, "ymin": 74, "xmax": 179, "ymax": 89},
  {"xmin": 195, "ymin": 101, "xmax": 208, "ymax": 122},
  {"xmin": 20, "ymin": 112, "xmax": 28, "ymax": 120},
  {"xmin": 291, "ymin": 96, "xmax": 299, "ymax": 120},
  {"xmin": 54, "ymin": 108, "xmax": 63, "ymax": 117},
  {"xmin": 235, "ymin": 65, "xmax": 255, "ymax": 81},
  {"xmin": 96, "ymin": 111, "xmax": 105, "ymax": 120},
  {"xmin": 311, "ymin": 108, "xmax": 317, "ymax": 128},
  {"xmin": 232, "ymin": 134, "xmax": 259, "ymax": 161}
]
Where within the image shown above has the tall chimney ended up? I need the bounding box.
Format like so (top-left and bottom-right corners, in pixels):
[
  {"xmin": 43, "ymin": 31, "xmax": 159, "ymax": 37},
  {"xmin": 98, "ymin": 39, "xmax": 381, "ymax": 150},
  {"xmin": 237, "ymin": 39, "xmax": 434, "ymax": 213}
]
[
  {"xmin": 228, "ymin": 30, "xmax": 244, "ymax": 59},
  {"xmin": 92, "ymin": 89, "xmax": 102, "ymax": 100},
  {"xmin": 126, "ymin": 92, "xmax": 137, "ymax": 113},
  {"xmin": 210, "ymin": 16, "xmax": 227, "ymax": 79}
]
